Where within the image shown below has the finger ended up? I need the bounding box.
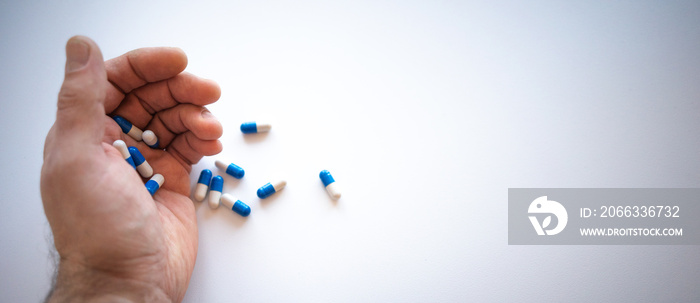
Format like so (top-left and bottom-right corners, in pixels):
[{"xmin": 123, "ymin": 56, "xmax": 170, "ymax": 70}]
[
  {"xmin": 103, "ymin": 47, "xmax": 188, "ymax": 113},
  {"xmin": 145, "ymin": 105, "xmax": 223, "ymax": 147},
  {"xmin": 53, "ymin": 36, "xmax": 107, "ymax": 149},
  {"xmin": 168, "ymin": 132, "xmax": 223, "ymax": 166},
  {"xmin": 108, "ymin": 72, "xmax": 221, "ymax": 126},
  {"xmin": 134, "ymin": 72, "xmax": 221, "ymax": 111}
]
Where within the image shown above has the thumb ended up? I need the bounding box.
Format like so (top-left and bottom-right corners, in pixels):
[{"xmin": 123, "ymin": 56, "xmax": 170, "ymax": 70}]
[{"xmin": 54, "ymin": 36, "xmax": 107, "ymax": 147}]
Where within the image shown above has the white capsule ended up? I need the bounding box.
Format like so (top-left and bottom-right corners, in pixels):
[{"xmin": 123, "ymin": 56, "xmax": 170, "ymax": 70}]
[
  {"xmin": 319, "ymin": 170, "xmax": 341, "ymax": 200},
  {"xmin": 208, "ymin": 175, "xmax": 224, "ymax": 209},
  {"xmin": 128, "ymin": 127, "xmax": 143, "ymax": 141},
  {"xmin": 193, "ymin": 169, "xmax": 212, "ymax": 202},
  {"xmin": 221, "ymin": 194, "xmax": 251, "ymax": 217},
  {"xmin": 142, "ymin": 130, "xmax": 160, "ymax": 149},
  {"xmin": 240, "ymin": 122, "xmax": 271, "ymax": 134},
  {"xmin": 325, "ymin": 182, "xmax": 342, "ymax": 200},
  {"xmin": 256, "ymin": 180, "xmax": 287, "ymax": 199},
  {"xmin": 272, "ymin": 180, "xmax": 287, "ymax": 191},
  {"xmin": 112, "ymin": 115, "xmax": 143, "ymax": 141},
  {"xmin": 208, "ymin": 191, "xmax": 221, "ymax": 209},
  {"xmin": 112, "ymin": 140, "xmax": 136, "ymax": 168},
  {"xmin": 194, "ymin": 184, "xmax": 207, "ymax": 201},
  {"xmin": 128, "ymin": 146, "xmax": 153, "ymax": 178},
  {"xmin": 215, "ymin": 160, "xmax": 245, "ymax": 179},
  {"xmin": 145, "ymin": 174, "xmax": 164, "ymax": 196},
  {"xmin": 256, "ymin": 123, "xmax": 272, "ymax": 132}
]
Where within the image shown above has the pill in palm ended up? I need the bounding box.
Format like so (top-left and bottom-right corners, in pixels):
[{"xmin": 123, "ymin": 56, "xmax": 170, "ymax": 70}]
[
  {"xmin": 128, "ymin": 146, "xmax": 153, "ymax": 178},
  {"xmin": 145, "ymin": 174, "xmax": 164, "ymax": 196},
  {"xmin": 221, "ymin": 194, "xmax": 251, "ymax": 217},
  {"xmin": 112, "ymin": 115, "xmax": 143, "ymax": 141},
  {"xmin": 112, "ymin": 140, "xmax": 135, "ymax": 169},
  {"xmin": 142, "ymin": 130, "xmax": 159, "ymax": 149}
]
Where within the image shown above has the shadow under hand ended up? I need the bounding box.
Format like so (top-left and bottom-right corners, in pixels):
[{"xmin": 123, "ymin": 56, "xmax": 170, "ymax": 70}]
[{"xmin": 242, "ymin": 132, "xmax": 270, "ymax": 144}]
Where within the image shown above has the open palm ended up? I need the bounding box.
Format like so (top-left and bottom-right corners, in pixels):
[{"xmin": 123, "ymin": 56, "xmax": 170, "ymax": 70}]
[{"xmin": 41, "ymin": 36, "xmax": 222, "ymax": 302}]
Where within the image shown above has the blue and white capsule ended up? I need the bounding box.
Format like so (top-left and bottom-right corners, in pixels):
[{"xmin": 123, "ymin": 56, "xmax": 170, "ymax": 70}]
[
  {"xmin": 320, "ymin": 170, "xmax": 341, "ymax": 200},
  {"xmin": 113, "ymin": 140, "xmax": 135, "ymax": 168},
  {"xmin": 194, "ymin": 169, "xmax": 212, "ymax": 202},
  {"xmin": 221, "ymin": 194, "xmax": 251, "ymax": 217},
  {"xmin": 142, "ymin": 130, "xmax": 160, "ymax": 149},
  {"xmin": 240, "ymin": 122, "xmax": 271, "ymax": 134},
  {"xmin": 257, "ymin": 180, "xmax": 287, "ymax": 199},
  {"xmin": 128, "ymin": 146, "xmax": 153, "ymax": 178},
  {"xmin": 145, "ymin": 174, "xmax": 164, "ymax": 196},
  {"xmin": 215, "ymin": 160, "xmax": 245, "ymax": 179},
  {"xmin": 208, "ymin": 175, "xmax": 224, "ymax": 209},
  {"xmin": 112, "ymin": 115, "xmax": 143, "ymax": 141}
]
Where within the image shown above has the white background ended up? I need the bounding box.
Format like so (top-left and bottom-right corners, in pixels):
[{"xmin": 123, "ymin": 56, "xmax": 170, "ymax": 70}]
[{"xmin": 2, "ymin": 1, "xmax": 700, "ymax": 302}]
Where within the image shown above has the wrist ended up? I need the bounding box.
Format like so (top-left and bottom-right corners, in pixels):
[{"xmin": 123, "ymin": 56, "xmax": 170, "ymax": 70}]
[{"xmin": 47, "ymin": 259, "xmax": 171, "ymax": 303}]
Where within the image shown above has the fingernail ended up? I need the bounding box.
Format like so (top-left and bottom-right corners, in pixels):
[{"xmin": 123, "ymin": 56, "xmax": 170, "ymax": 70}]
[
  {"xmin": 202, "ymin": 110, "xmax": 215, "ymax": 119},
  {"xmin": 65, "ymin": 38, "xmax": 90, "ymax": 73}
]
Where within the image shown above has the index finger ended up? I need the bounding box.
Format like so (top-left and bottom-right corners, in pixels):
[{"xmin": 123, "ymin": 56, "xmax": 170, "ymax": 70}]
[{"xmin": 103, "ymin": 47, "xmax": 188, "ymax": 112}]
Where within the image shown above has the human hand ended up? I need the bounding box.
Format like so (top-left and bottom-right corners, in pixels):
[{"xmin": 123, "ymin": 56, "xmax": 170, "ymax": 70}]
[{"xmin": 41, "ymin": 36, "xmax": 222, "ymax": 302}]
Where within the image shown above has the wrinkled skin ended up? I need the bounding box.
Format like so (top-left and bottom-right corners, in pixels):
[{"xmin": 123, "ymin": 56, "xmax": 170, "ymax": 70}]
[{"xmin": 41, "ymin": 36, "xmax": 222, "ymax": 302}]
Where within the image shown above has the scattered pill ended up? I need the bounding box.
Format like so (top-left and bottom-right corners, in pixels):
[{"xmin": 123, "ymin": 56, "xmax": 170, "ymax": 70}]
[
  {"xmin": 142, "ymin": 130, "xmax": 160, "ymax": 149},
  {"xmin": 208, "ymin": 175, "xmax": 224, "ymax": 209},
  {"xmin": 257, "ymin": 180, "xmax": 287, "ymax": 199},
  {"xmin": 319, "ymin": 170, "xmax": 341, "ymax": 200},
  {"xmin": 128, "ymin": 146, "xmax": 153, "ymax": 178},
  {"xmin": 112, "ymin": 115, "xmax": 143, "ymax": 141},
  {"xmin": 240, "ymin": 122, "xmax": 271, "ymax": 134},
  {"xmin": 194, "ymin": 169, "xmax": 212, "ymax": 202},
  {"xmin": 221, "ymin": 194, "xmax": 251, "ymax": 217},
  {"xmin": 145, "ymin": 174, "xmax": 164, "ymax": 196},
  {"xmin": 215, "ymin": 160, "xmax": 245, "ymax": 179},
  {"xmin": 112, "ymin": 140, "xmax": 136, "ymax": 169}
]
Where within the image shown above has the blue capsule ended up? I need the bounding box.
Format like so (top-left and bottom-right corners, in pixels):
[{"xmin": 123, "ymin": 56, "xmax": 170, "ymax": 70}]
[
  {"xmin": 145, "ymin": 174, "xmax": 164, "ymax": 196},
  {"xmin": 112, "ymin": 140, "xmax": 136, "ymax": 169},
  {"xmin": 142, "ymin": 130, "xmax": 160, "ymax": 149},
  {"xmin": 210, "ymin": 175, "xmax": 224, "ymax": 192},
  {"xmin": 320, "ymin": 170, "xmax": 341, "ymax": 200},
  {"xmin": 198, "ymin": 169, "xmax": 212, "ymax": 184},
  {"xmin": 240, "ymin": 122, "xmax": 271, "ymax": 134},
  {"xmin": 257, "ymin": 180, "xmax": 287, "ymax": 199},
  {"xmin": 208, "ymin": 175, "xmax": 224, "ymax": 209},
  {"xmin": 194, "ymin": 169, "xmax": 212, "ymax": 202},
  {"xmin": 221, "ymin": 194, "xmax": 251, "ymax": 217},
  {"xmin": 128, "ymin": 146, "xmax": 153, "ymax": 178},
  {"xmin": 112, "ymin": 115, "xmax": 143, "ymax": 141},
  {"xmin": 215, "ymin": 160, "xmax": 245, "ymax": 179},
  {"xmin": 319, "ymin": 170, "xmax": 335, "ymax": 186}
]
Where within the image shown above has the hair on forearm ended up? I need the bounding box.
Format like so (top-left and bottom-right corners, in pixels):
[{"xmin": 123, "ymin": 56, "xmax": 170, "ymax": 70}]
[{"xmin": 44, "ymin": 227, "xmax": 59, "ymax": 303}]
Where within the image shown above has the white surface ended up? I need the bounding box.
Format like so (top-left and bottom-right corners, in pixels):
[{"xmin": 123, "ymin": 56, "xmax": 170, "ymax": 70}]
[{"xmin": 2, "ymin": 1, "xmax": 700, "ymax": 302}]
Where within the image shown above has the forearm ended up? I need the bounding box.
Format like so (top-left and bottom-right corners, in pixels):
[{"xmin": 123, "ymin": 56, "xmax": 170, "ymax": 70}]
[{"xmin": 46, "ymin": 260, "xmax": 171, "ymax": 303}]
